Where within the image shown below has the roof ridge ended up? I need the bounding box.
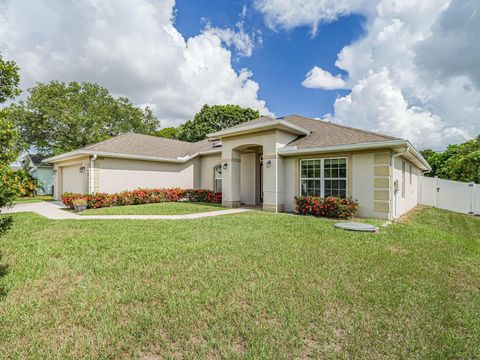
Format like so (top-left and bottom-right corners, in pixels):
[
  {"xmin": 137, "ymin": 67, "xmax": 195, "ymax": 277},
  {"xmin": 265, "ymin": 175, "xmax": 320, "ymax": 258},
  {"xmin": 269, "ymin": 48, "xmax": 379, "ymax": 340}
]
[{"xmin": 282, "ymin": 114, "xmax": 399, "ymax": 140}]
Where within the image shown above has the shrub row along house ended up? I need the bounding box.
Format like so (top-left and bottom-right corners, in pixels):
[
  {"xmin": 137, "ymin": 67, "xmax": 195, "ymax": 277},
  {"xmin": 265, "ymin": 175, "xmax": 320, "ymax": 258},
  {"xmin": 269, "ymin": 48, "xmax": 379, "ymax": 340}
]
[{"xmin": 44, "ymin": 115, "xmax": 430, "ymax": 220}]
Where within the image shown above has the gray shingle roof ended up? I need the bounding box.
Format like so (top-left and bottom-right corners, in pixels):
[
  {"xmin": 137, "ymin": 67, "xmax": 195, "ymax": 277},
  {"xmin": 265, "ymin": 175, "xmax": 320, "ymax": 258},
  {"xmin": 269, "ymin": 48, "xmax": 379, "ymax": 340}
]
[
  {"xmin": 81, "ymin": 133, "xmax": 218, "ymax": 159},
  {"xmin": 280, "ymin": 115, "xmax": 399, "ymax": 148},
  {"xmin": 72, "ymin": 115, "xmax": 399, "ymax": 160},
  {"xmin": 219, "ymin": 114, "xmax": 398, "ymax": 148}
]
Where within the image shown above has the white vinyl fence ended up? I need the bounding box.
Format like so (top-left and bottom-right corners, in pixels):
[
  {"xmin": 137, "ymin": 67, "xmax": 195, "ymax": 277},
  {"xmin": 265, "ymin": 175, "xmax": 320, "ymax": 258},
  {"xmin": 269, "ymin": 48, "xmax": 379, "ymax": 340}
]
[{"xmin": 420, "ymin": 176, "xmax": 479, "ymax": 215}]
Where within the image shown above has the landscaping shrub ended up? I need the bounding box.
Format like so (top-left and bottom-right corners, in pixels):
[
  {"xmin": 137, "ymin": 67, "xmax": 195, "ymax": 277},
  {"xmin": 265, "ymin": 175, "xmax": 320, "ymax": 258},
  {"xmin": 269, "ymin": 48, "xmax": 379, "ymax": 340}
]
[
  {"xmin": 61, "ymin": 188, "xmax": 221, "ymax": 209},
  {"xmin": 184, "ymin": 189, "xmax": 222, "ymax": 203},
  {"xmin": 295, "ymin": 196, "xmax": 358, "ymax": 219}
]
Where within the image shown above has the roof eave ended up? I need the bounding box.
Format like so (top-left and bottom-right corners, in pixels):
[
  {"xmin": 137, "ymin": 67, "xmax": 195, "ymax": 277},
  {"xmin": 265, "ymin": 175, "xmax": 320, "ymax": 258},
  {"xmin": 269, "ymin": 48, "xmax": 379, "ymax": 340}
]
[
  {"xmin": 44, "ymin": 148, "xmax": 222, "ymax": 164},
  {"xmin": 208, "ymin": 120, "xmax": 310, "ymax": 138},
  {"xmin": 278, "ymin": 140, "xmax": 431, "ymax": 171}
]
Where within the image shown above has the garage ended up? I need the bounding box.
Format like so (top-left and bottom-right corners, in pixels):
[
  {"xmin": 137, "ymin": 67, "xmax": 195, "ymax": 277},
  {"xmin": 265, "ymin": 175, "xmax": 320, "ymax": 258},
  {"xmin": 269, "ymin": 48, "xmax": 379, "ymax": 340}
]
[{"xmin": 61, "ymin": 164, "xmax": 85, "ymax": 194}]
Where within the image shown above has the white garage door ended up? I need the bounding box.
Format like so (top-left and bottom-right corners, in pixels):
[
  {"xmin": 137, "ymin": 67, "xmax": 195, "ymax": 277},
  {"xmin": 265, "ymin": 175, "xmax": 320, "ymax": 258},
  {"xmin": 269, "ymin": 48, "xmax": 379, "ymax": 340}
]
[{"xmin": 62, "ymin": 164, "xmax": 84, "ymax": 194}]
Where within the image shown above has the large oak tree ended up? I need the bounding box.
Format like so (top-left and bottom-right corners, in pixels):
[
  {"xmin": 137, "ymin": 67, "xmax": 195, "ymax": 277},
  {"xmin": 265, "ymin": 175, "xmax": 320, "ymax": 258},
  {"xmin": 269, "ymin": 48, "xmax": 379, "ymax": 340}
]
[
  {"xmin": 174, "ymin": 104, "xmax": 260, "ymax": 142},
  {"xmin": 10, "ymin": 81, "xmax": 160, "ymax": 155}
]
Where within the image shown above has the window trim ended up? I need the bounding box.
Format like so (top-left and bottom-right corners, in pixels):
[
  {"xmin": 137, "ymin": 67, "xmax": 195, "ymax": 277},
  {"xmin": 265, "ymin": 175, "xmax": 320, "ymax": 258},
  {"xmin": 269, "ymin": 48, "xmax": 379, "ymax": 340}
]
[
  {"xmin": 299, "ymin": 157, "xmax": 348, "ymax": 198},
  {"xmin": 401, "ymin": 161, "xmax": 406, "ymax": 198},
  {"xmin": 214, "ymin": 163, "xmax": 222, "ymax": 192}
]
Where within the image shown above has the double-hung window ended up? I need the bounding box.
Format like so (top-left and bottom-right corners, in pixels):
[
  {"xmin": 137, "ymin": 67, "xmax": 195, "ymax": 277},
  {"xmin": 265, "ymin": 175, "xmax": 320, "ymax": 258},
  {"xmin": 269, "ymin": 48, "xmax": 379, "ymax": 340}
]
[
  {"xmin": 300, "ymin": 158, "xmax": 347, "ymax": 197},
  {"xmin": 214, "ymin": 164, "xmax": 222, "ymax": 192}
]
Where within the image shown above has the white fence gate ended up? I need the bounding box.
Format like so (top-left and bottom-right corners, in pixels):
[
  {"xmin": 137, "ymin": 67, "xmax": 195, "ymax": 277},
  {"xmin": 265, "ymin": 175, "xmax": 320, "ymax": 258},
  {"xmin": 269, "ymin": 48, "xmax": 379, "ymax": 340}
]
[{"xmin": 420, "ymin": 177, "xmax": 479, "ymax": 215}]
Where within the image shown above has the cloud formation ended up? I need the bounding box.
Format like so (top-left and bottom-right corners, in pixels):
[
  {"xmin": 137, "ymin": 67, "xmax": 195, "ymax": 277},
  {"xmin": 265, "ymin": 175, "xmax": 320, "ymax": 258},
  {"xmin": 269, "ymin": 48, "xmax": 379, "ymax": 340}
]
[
  {"xmin": 302, "ymin": 66, "xmax": 346, "ymax": 90},
  {"xmin": 256, "ymin": 0, "xmax": 478, "ymax": 148},
  {"xmin": 0, "ymin": 0, "xmax": 269, "ymax": 127}
]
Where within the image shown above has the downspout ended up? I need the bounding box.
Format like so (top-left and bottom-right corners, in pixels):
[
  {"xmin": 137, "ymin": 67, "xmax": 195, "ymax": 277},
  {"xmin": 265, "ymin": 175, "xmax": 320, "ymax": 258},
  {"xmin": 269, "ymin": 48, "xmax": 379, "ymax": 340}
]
[
  {"xmin": 89, "ymin": 154, "xmax": 97, "ymax": 194},
  {"xmin": 390, "ymin": 146, "xmax": 408, "ymax": 220}
]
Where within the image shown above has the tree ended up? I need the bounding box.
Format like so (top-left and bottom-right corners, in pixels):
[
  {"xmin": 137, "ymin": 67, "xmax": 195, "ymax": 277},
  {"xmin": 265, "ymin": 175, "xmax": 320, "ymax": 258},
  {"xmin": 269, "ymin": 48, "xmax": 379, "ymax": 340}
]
[
  {"xmin": 155, "ymin": 127, "xmax": 179, "ymax": 139},
  {"xmin": 10, "ymin": 81, "xmax": 160, "ymax": 155},
  {"xmin": 0, "ymin": 54, "xmax": 23, "ymax": 238},
  {"xmin": 421, "ymin": 135, "xmax": 480, "ymax": 183},
  {"xmin": 176, "ymin": 104, "xmax": 260, "ymax": 142},
  {"xmin": 0, "ymin": 55, "xmax": 20, "ymax": 103}
]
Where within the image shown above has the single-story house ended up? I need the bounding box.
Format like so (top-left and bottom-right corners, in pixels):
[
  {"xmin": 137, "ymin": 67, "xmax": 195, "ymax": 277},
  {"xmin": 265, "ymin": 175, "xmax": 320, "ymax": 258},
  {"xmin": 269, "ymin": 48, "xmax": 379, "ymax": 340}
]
[
  {"xmin": 44, "ymin": 115, "xmax": 431, "ymax": 220},
  {"xmin": 22, "ymin": 154, "xmax": 54, "ymax": 195}
]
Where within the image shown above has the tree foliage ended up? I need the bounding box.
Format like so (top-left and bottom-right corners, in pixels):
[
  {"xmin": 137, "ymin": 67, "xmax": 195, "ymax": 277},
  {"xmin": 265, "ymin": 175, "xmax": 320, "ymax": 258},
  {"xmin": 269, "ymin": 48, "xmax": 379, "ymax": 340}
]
[
  {"xmin": 0, "ymin": 114, "xmax": 24, "ymax": 208},
  {"xmin": 175, "ymin": 104, "xmax": 260, "ymax": 142},
  {"xmin": 0, "ymin": 58, "xmax": 23, "ymax": 234},
  {"xmin": 421, "ymin": 135, "xmax": 480, "ymax": 183},
  {"xmin": 0, "ymin": 55, "xmax": 20, "ymax": 103},
  {"xmin": 155, "ymin": 127, "xmax": 179, "ymax": 139},
  {"xmin": 10, "ymin": 81, "xmax": 160, "ymax": 155}
]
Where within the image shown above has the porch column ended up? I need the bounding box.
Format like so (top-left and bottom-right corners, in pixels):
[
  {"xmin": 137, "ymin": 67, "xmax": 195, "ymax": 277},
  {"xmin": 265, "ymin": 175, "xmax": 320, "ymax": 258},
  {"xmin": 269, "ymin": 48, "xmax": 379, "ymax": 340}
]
[
  {"xmin": 222, "ymin": 149, "xmax": 241, "ymax": 208},
  {"xmin": 53, "ymin": 166, "xmax": 62, "ymax": 201},
  {"xmin": 262, "ymin": 154, "xmax": 285, "ymax": 212}
]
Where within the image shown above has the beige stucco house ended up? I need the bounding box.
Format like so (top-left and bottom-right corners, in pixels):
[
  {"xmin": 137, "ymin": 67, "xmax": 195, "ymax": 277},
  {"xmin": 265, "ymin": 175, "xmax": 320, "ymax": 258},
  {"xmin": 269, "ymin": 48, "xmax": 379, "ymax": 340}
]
[{"xmin": 45, "ymin": 115, "xmax": 431, "ymax": 220}]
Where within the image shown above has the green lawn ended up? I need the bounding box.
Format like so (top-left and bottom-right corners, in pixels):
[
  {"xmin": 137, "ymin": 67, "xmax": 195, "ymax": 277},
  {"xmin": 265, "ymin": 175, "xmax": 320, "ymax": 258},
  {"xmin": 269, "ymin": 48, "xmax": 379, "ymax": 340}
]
[
  {"xmin": 0, "ymin": 207, "xmax": 479, "ymax": 358},
  {"xmin": 13, "ymin": 195, "xmax": 53, "ymax": 204},
  {"xmin": 80, "ymin": 201, "xmax": 224, "ymax": 216}
]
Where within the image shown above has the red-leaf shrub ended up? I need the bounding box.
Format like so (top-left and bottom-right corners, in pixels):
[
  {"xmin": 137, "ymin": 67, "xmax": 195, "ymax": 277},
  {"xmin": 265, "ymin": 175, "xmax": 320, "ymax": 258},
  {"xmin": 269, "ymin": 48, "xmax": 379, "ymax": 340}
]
[
  {"xmin": 295, "ymin": 196, "xmax": 358, "ymax": 219},
  {"xmin": 61, "ymin": 188, "xmax": 221, "ymax": 209},
  {"xmin": 184, "ymin": 189, "xmax": 222, "ymax": 203}
]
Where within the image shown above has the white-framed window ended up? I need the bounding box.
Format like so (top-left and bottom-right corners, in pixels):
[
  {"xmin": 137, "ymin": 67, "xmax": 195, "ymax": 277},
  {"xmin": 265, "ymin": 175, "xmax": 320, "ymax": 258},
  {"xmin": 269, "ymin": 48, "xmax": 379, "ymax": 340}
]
[
  {"xmin": 300, "ymin": 158, "xmax": 347, "ymax": 197},
  {"xmin": 214, "ymin": 164, "xmax": 222, "ymax": 192}
]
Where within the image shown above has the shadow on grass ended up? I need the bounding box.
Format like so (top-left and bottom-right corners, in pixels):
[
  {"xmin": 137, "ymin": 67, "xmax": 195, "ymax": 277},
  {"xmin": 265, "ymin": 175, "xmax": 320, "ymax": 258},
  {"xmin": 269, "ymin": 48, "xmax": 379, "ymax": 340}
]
[
  {"xmin": 0, "ymin": 216, "xmax": 12, "ymax": 302},
  {"xmin": 0, "ymin": 255, "xmax": 8, "ymax": 302}
]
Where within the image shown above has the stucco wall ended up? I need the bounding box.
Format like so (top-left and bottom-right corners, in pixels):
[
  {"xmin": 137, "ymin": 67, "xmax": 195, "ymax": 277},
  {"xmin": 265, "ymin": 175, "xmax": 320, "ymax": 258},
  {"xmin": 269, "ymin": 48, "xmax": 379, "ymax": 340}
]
[
  {"xmin": 240, "ymin": 152, "xmax": 257, "ymax": 205},
  {"xmin": 52, "ymin": 156, "xmax": 90, "ymax": 200},
  {"xmin": 220, "ymin": 129, "xmax": 298, "ymax": 211},
  {"xmin": 199, "ymin": 153, "xmax": 221, "ymax": 190},
  {"xmin": 392, "ymin": 156, "xmax": 420, "ymax": 218},
  {"xmin": 283, "ymin": 157, "xmax": 297, "ymax": 212},
  {"xmin": 282, "ymin": 149, "xmax": 394, "ymax": 219},
  {"xmin": 352, "ymin": 152, "xmax": 391, "ymax": 219},
  {"xmin": 95, "ymin": 157, "xmax": 200, "ymax": 193}
]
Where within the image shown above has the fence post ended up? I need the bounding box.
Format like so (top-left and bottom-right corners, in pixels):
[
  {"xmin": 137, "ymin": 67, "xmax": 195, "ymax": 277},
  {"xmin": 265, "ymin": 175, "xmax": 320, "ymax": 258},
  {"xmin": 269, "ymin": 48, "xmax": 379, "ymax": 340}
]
[
  {"xmin": 435, "ymin": 176, "xmax": 439, "ymax": 208},
  {"xmin": 474, "ymin": 181, "xmax": 480, "ymax": 215}
]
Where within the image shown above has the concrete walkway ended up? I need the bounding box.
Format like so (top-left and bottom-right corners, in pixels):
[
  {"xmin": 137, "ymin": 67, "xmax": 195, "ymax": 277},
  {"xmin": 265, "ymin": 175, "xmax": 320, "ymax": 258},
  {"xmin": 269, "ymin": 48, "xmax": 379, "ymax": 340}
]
[{"xmin": 0, "ymin": 201, "xmax": 250, "ymax": 220}]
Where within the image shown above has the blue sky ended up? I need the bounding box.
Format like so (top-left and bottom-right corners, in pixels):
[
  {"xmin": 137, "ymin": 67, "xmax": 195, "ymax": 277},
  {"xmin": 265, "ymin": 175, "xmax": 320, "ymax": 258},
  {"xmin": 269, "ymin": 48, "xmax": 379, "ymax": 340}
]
[
  {"xmin": 175, "ymin": 0, "xmax": 365, "ymax": 118},
  {"xmin": 2, "ymin": 0, "xmax": 478, "ymax": 148}
]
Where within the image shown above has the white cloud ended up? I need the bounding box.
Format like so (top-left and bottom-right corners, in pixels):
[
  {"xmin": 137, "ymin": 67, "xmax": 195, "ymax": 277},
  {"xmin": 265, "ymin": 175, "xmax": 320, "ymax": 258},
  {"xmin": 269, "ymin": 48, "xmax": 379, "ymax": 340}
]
[
  {"xmin": 254, "ymin": 0, "xmax": 375, "ymax": 34},
  {"xmin": 202, "ymin": 6, "xmax": 258, "ymax": 59},
  {"xmin": 0, "ymin": 0, "xmax": 270, "ymax": 127},
  {"xmin": 257, "ymin": 0, "xmax": 479, "ymax": 148},
  {"xmin": 302, "ymin": 66, "xmax": 346, "ymax": 89}
]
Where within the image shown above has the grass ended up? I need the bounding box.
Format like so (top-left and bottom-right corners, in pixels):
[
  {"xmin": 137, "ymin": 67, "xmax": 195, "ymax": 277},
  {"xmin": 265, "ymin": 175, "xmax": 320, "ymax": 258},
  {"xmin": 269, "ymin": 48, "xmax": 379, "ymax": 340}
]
[
  {"xmin": 0, "ymin": 207, "xmax": 479, "ymax": 358},
  {"xmin": 79, "ymin": 201, "xmax": 224, "ymax": 216},
  {"xmin": 13, "ymin": 195, "xmax": 53, "ymax": 204}
]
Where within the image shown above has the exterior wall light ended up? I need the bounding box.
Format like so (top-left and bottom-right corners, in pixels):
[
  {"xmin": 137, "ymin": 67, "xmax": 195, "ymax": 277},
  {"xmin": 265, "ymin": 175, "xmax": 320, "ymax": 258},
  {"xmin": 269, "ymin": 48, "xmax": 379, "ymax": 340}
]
[
  {"xmin": 265, "ymin": 160, "xmax": 272, "ymax": 168},
  {"xmin": 223, "ymin": 163, "xmax": 228, "ymax": 170},
  {"xmin": 79, "ymin": 166, "xmax": 85, "ymax": 173}
]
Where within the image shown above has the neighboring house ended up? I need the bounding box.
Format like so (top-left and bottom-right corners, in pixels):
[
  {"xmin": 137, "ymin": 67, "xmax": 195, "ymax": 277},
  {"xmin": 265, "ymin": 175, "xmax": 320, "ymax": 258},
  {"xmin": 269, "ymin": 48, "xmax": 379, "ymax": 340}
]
[
  {"xmin": 45, "ymin": 115, "xmax": 431, "ymax": 220},
  {"xmin": 22, "ymin": 154, "xmax": 54, "ymax": 195}
]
